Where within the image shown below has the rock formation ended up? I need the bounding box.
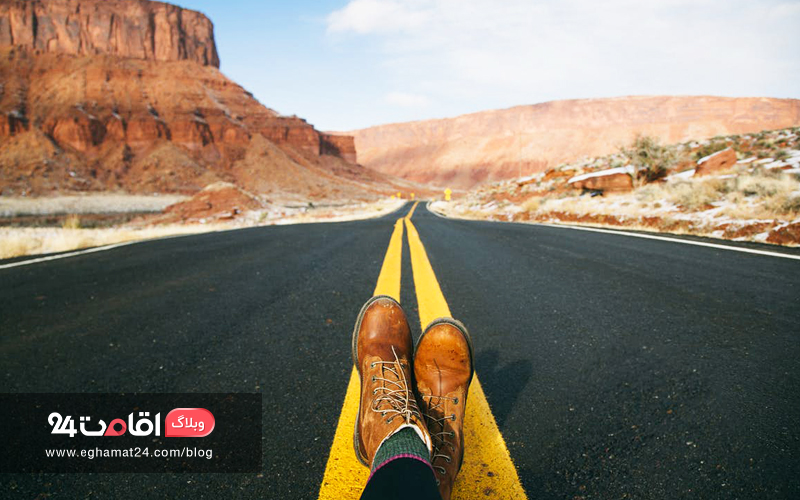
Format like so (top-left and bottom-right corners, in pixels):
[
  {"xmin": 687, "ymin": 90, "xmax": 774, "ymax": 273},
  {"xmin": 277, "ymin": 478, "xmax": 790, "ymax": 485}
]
[
  {"xmin": 0, "ymin": 0, "xmax": 219, "ymax": 67},
  {"xmin": 568, "ymin": 167, "xmax": 633, "ymax": 192},
  {"xmin": 694, "ymin": 148, "xmax": 737, "ymax": 176},
  {"xmin": 0, "ymin": 0, "xmax": 395, "ymax": 200},
  {"xmin": 349, "ymin": 96, "xmax": 800, "ymax": 189}
]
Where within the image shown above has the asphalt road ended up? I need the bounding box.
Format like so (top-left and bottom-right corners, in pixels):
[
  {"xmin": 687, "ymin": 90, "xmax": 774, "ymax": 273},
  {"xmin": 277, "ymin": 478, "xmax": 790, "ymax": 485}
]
[{"xmin": 1, "ymin": 202, "xmax": 799, "ymax": 499}]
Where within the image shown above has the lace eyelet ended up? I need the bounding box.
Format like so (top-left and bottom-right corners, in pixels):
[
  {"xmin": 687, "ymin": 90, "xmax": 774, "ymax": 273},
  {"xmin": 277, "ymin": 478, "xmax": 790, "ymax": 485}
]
[
  {"xmin": 453, "ymin": 397, "xmax": 458, "ymax": 404},
  {"xmin": 370, "ymin": 362, "xmax": 376, "ymax": 368},
  {"xmin": 451, "ymin": 414, "xmax": 456, "ymax": 421}
]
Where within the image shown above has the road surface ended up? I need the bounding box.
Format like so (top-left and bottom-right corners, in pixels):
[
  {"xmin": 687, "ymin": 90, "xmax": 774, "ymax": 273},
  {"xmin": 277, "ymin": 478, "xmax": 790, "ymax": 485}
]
[{"xmin": 1, "ymin": 202, "xmax": 799, "ymax": 498}]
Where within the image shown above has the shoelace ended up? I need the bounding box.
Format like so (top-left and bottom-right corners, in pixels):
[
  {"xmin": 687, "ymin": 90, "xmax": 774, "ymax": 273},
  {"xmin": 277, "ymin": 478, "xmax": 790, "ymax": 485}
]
[
  {"xmin": 420, "ymin": 393, "xmax": 458, "ymax": 476},
  {"xmin": 370, "ymin": 346, "xmax": 421, "ymax": 425}
]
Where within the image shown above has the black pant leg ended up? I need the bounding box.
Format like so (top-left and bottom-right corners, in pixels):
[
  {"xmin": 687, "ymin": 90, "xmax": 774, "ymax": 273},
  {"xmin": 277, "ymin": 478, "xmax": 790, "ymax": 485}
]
[{"xmin": 360, "ymin": 457, "xmax": 442, "ymax": 500}]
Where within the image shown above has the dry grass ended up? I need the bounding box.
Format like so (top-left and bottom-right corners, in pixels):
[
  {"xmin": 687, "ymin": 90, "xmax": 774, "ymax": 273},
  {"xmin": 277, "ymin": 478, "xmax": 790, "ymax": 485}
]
[
  {"xmin": 0, "ymin": 225, "xmax": 226, "ymax": 259},
  {"xmin": 61, "ymin": 214, "xmax": 81, "ymax": 229},
  {"xmin": 520, "ymin": 196, "xmax": 545, "ymax": 213},
  {"xmin": 0, "ymin": 194, "xmax": 188, "ymax": 217}
]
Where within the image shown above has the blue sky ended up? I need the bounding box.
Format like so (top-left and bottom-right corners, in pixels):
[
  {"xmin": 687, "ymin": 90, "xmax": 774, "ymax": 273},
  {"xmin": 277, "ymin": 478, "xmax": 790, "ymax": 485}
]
[{"xmin": 179, "ymin": 0, "xmax": 800, "ymax": 132}]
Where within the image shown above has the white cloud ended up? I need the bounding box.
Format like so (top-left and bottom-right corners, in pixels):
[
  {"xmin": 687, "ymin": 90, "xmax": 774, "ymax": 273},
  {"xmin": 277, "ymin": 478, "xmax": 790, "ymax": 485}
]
[
  {"xmin": 326, "ymin": 0, "xmax": 433, "ymax": 34},
  {"xmin": 385, "ymin": 91, "xmax": 430, "ymax": 107},
  {"xmin": 326, "ymin": 0, "xmax": 800, "ymax": 122}
]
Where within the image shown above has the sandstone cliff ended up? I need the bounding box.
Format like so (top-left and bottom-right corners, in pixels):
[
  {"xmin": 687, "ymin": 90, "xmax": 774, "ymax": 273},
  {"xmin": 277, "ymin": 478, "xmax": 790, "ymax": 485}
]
[
  {"xmin": 0, "ymin": 0, "xmax": 389, "ymax": 200},
  {"xmin": 0, "ymin": 0, "xmax": 219, "ymax": 67},
  {"xmin": 350, "ymin": 96, "xmax": 800, "ymax": 189}
]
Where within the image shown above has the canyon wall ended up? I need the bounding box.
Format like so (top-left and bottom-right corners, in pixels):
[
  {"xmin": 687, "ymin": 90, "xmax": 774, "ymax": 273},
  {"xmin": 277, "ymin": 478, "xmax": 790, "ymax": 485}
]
[
  {"xmin": 321, "ymin": 133, "xmax": 357, "ymax": 164},
  {"xmin": 0, "ymin": 0, "xmax": 219, "ymax": 67},
  {"xmin": 0, "ymin": 0, "xmax": 377, "ymax": 199},
  {"xmin": 350, "ymin": 96, "xmax": 800, "ymax": 189}
]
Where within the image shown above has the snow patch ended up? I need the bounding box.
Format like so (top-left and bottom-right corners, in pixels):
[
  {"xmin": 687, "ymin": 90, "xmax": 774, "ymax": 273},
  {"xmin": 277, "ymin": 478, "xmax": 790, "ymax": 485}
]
[
  {"xmin": 764, "ymin": 160, "xmax": 789, "ymax": 170},
  {"xmin": 568, "ymin": 166, "xmax": 634, "ymax": 184},
  {"xmin": 667, "ymin": 169, "xmax": 695, "ymax": 181}
]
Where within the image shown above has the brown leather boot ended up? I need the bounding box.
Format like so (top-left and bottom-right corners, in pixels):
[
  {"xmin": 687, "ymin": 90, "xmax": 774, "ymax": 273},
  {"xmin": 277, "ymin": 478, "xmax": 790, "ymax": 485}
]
[
  {"xmin": 414, "ymin": 318, "xmax": 474, "ymax": 500},
  {"xmin": 352, "ymin": 295, "xmax": 433, "ymax": 467}
]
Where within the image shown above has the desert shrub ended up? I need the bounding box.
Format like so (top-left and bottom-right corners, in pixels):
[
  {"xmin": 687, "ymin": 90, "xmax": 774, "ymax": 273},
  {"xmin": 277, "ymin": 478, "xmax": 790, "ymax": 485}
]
[
  {"xmin": 736, "ymin": 173, "xmax": 796, "ymax": 198},
  {"xmin": 774, "ymin": 149, "xmax": 790, "ymax": 161},
  {"xmin": 756, "ymin": 150, "xmax": 772, "ymax": 159},
  {"xmin": 765, "ymin": 192, "xmax": 800, "ymax": 215},
  {"xmin": 622, "ymin": 135, "xmax": 677, "ymax": 185},
  {"xmin": 755, "ymin": 138, "xmax": 774, "ymax": 149},
  {"xmin": 665, "ymin": 178, "xmax": 731, "ymax": 210},
  {"xmin": 694, "ymin": 141, "xmax": 730, "ymax": 160},
  {"xmin": 634, "ymin": 184, "xmax": 664, "ymax": 203}
]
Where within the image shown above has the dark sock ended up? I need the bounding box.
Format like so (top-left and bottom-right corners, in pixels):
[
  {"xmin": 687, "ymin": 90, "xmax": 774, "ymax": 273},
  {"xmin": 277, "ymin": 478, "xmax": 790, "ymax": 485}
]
[{"xmin": 371, "ymin": 427, "xmax": 430, "ymax": 471}]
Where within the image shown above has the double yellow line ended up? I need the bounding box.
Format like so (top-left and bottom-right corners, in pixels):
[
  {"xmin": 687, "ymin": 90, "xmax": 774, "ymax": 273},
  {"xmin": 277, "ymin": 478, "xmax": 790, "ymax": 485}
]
[{"xmin": 318, "ymin": 202, "xmax": 527, "ymax": 499}]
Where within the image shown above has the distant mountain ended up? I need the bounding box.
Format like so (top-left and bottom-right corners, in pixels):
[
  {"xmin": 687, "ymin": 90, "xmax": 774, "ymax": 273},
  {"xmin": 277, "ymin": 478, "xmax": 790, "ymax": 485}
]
[
  {"xmin": 348, "ymin": 96, "xmax": 800, "ymax": 189},
  {"xmin": 0, "ymin": 0, "xmax": 404, "ymax": 201}
]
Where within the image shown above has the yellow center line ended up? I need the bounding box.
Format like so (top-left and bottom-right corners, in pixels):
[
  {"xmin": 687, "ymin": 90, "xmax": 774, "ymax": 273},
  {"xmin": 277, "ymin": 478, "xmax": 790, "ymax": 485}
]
[
  {"xmin": 318, "ymin": 218, "xmax": 404, "ymax": 499},
  {"xmin": 319, "ymin": 201, "xmax": 526, "ymax": 499},
  {"xmin": 404, "ymin": 216, "xmax": 528, "ymax": 499},
  {"xmin": 406, "ymin": 200, "xmax": 420, "ymax": 219},
  {"xmin": 372, "ymin": 218, "xmax": 405, "ymax": 301}
]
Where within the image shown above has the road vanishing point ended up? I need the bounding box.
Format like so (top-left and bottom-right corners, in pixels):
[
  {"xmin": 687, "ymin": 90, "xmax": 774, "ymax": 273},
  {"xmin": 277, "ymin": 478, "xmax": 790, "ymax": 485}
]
[{"xmin": 1, "ymin": 202, "xmax": 799, "ymax": 499}]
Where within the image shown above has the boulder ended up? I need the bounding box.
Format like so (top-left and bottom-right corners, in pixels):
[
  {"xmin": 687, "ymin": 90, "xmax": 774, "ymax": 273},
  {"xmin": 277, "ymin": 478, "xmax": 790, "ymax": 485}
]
[
  {"xmin": 568, "ymin": 166, "xmax": 633, "ymax": 192},
  {"xmin": 694, "ymin": 147, "xmax": 737, "ymax": 176}
]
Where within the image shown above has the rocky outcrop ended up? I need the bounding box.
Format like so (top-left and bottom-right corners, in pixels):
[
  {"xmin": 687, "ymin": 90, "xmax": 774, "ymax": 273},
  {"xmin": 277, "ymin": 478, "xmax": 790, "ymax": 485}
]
[
  {"xmin": 349, "ymin": 96, "xmax": 800, "ymax": 189},
  {"xmin": 568, "ymin": 167, "xmax": 633, "ymax": 192},
  {"xmin": 256, "ymin": 116, "xmax": 321, "ymax": 156},
  {"xmin": 321, "ymin": 133, "xmax": 357, "ymax": 164},
  {"xmin": 43, "ymin": 109, "xmax": 106, "ymax": 152},
  {"xmin": 1, "ymin": 111, "xmax": 27, "ymax": 136},
  {"xmin": 0, "ymin": 57, "xmax": 364, "ymax": 198},
  {"xmin": 0, "ymin": 0, "xmax": 219, "ymax": 67},
  {"xmin": 0, "ymin": 0, "xmax": 402, "ymax": 200},
  {"xmin": 694, "ymin": 148, "xmax": 737, "ymax": 176},
  {"xmin": 155, "ymin": 182, "xmax": 266, "ymax": 223}
]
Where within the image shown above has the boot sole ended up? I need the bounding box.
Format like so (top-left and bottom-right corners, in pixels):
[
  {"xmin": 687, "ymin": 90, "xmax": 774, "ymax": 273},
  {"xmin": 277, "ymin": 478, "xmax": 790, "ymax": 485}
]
[{"xmin": 351, "ymin": 294, "xmax": 402, "ymax": 467}]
